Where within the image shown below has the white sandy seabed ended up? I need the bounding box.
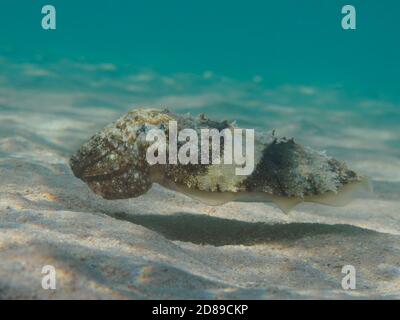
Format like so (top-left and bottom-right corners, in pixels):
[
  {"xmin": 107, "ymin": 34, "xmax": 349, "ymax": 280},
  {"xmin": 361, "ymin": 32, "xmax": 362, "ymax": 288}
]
[{"xmin": 1, "ymin": 67, "xmax": 400, "ymax": 299}]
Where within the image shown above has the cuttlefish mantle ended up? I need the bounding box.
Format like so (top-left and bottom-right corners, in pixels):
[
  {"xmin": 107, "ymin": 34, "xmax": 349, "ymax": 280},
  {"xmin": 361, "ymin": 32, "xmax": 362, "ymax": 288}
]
[{"xmin": 69, "ymin": 108, "xmax": 371, "ymax": 213}]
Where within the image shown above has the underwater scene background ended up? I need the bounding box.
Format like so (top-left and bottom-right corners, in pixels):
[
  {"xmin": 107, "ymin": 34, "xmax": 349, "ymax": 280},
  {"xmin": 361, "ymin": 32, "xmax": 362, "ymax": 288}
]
[{"xmin": 0, "ymin": 0, "xmax": 399, "ymax": 299}]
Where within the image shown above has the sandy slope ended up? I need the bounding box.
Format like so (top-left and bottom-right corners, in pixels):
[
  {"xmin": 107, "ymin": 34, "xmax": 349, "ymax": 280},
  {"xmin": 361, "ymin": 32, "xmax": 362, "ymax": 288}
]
[
  {"xmin": 1, "ymin": 61, "xmax": 400, "ymax": 299},
  {"xmin": 1, "ymin": 107, "xmax": 400, "ymax": 299}
]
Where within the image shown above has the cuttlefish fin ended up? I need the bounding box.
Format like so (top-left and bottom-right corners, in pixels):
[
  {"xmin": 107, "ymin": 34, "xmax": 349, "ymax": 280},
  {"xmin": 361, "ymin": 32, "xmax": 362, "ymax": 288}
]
[
  {"xmin": 184, "ymin": 191, "xmax": 236, "ymax": 206},
  {"xmin": 227, "ymin": 192, "xmax": 301, "ymax": 213},
  {"xmin": 305, "ymin": 178, "xmax": 372, "ymax": 207},
  {"xmin": 161, "ymin": 180, "xmax": 236, "ymax": 206},
  {"xmin": 269, "ymin": 196, "xmax": 303, "ymax": 214}
]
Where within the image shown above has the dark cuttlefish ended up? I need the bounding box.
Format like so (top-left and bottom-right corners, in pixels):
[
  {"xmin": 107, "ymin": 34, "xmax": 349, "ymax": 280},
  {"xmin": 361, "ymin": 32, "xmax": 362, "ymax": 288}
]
[{"xmin": 70, "ymin": 108, "xmax": 371, "ymax": 213}]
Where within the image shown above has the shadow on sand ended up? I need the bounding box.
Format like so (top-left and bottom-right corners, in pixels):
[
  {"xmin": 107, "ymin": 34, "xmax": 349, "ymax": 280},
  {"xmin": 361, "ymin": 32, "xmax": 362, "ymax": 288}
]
[{"xmin": 110, "ymin": 212, "xmax": 377, "ymax": 246}]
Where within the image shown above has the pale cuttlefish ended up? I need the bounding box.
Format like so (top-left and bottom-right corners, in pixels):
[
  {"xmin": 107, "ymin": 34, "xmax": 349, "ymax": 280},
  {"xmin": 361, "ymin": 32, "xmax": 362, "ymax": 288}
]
[{"xmin": 70, "ymin": 108, "xmax": 371, "ymax": 213}]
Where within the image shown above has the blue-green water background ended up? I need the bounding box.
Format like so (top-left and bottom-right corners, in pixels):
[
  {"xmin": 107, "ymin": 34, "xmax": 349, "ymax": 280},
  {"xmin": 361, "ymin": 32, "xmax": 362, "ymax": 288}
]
[
  {"xmin": 2, "ymin": 0, "xmax": 400, "ymax": 95},
  {"xmin": 0, "ymin": 0, "xmax": 399, "ymax": 136}
]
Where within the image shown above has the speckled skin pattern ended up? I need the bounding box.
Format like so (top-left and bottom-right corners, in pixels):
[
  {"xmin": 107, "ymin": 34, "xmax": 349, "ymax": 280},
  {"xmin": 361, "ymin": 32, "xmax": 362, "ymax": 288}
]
[{"xmin": 70, "ymin": 108, "xmax": 363, "ymax": 201}]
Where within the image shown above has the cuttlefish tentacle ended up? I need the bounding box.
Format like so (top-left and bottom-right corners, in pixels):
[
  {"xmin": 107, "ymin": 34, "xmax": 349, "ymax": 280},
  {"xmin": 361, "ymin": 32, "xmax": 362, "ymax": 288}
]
[{"xmin": 70, "ymin": 108, "xmax": 370, "ymax": 213}]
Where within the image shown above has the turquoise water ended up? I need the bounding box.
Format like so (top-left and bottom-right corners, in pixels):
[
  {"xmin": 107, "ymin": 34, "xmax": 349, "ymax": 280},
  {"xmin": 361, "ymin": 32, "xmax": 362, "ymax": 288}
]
[
  {"xmin": 0, "ymin": 1, "xmax": 399, "ymax": 133},
  {"xmin": 1, "ymin": 1, "xmax": 400, "ymax": 95}
]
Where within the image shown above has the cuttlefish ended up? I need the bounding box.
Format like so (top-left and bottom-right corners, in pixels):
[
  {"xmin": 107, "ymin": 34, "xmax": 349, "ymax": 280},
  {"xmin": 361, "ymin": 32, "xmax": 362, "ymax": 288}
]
[{"xmin": 70, "ymin": 108, "xmax": 371, "ymax": 213}]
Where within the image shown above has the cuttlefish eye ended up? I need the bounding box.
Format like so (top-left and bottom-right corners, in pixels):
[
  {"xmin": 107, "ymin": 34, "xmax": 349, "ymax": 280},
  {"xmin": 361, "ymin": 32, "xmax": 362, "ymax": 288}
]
[{"xmin": 70, "ymin": 123, "xmax": 152, "ymax": 200}]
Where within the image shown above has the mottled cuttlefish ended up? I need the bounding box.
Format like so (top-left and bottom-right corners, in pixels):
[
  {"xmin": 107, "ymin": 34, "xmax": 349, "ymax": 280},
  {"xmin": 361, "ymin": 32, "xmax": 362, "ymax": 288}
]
[{"xmin": 70, "ymin": 108, "xmax": 371, "ymax": 213}]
